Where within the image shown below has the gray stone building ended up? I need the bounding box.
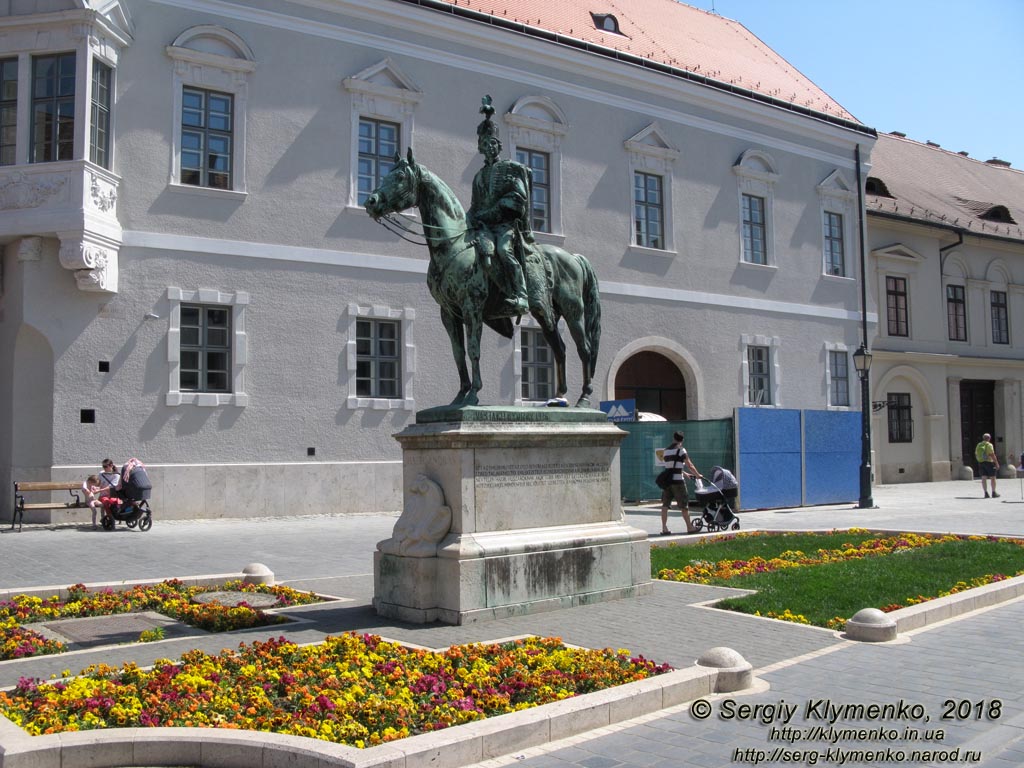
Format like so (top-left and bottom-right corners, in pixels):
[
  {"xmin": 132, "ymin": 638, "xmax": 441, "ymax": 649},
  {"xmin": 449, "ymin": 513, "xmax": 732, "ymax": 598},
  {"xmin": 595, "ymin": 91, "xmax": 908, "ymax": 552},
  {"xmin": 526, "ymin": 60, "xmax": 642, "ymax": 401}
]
[
  {"xmin": 1, "ymin": 0, "xmax": 878, "ymax": 520},
  {"xmin": 866, "ymin": 133, "xmax": 1024, "ymax": 484}
]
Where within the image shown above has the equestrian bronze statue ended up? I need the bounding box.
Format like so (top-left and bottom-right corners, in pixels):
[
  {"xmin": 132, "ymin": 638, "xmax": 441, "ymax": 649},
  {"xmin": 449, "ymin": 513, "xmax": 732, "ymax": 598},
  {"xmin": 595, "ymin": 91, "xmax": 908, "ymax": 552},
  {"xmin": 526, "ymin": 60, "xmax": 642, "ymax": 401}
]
[{"xmin": 364, "ymin": 97, "xmax": 601, "ymax": 408}]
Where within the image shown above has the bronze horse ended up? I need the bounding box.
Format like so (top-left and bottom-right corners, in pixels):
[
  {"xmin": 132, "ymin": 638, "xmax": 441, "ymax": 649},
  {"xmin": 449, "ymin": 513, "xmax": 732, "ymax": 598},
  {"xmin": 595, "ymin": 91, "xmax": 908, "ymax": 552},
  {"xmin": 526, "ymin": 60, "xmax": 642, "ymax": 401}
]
[{"xmin": 365, "ymin": 149, "xmax": 601, "ymax": 407}]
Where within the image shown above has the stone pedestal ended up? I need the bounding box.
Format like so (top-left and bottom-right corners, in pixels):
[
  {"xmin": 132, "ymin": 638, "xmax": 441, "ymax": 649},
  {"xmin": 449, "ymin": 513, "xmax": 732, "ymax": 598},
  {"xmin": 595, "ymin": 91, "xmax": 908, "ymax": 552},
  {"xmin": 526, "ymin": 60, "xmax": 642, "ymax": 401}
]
[{"xmin": 373, "ymin": 406, "xmax": 652, "ymax": 624}]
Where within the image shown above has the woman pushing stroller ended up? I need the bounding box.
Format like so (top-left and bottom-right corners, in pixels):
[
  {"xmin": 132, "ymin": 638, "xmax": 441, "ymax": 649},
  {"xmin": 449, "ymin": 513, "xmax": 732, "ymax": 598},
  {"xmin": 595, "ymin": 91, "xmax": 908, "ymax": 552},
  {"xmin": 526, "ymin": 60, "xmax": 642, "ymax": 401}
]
[
  {"xmin": 88, "ymin": 457, "xmax": 154, "ymax": 531},
  {"xmin": 659, "ymin": 431, "xmax": 703, "ymax": 535}
]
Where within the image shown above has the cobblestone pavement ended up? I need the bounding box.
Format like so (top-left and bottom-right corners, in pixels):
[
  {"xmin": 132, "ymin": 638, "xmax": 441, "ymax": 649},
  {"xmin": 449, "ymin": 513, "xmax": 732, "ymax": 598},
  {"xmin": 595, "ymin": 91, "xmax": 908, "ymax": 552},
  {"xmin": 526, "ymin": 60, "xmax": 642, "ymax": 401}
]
[{"xmin": 2, "ymin": 480, "xmax": 1023, "ymax": 767}]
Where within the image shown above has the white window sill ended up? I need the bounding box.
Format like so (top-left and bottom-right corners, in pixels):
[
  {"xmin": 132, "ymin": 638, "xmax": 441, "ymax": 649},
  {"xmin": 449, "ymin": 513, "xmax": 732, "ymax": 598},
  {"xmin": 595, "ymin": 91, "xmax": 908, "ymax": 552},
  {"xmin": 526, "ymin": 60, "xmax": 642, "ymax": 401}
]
[
  {"xmin": 822, "ymin": 271, "xmax": 854, "ymax": 281},
  {"xmin": 738, "ymin": 260, "xmax": 777, "ymax": 271},
  {"xmin": 347, "ymin": 396, "xmax": 415, "ymax": 411},
  {"xmin": 168, "ymin": 183, "xmax": 248, "ymax": 201},
  {"xmin": 627, "ymin": 244, "xmax": 676, "ymax": 258},
  {"xmin": 167, "ymin": 392, "xmax": 248, "ymax": 407},
  {"xmin": 532, "ymin": 231, "xmax": 566, "ymax": 247}
]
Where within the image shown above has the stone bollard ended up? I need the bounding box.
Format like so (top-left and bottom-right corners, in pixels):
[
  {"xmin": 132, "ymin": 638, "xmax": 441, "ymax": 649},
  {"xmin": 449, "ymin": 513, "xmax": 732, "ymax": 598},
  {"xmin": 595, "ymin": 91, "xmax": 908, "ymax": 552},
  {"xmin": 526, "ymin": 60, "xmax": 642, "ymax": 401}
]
[
  {"xmin": 844, "ymin": 607, "xmax": 897, "ymax": 642},
  {"xmin": 241, "ymin": 562, "xmax": 275, "ymax": 586},
  {"xmin": 697, "ymin": 646, "xmax": 753, "ymax": 692},
  {"xmin": 957, "ymin": 465, "xmax": 974, "ymax": 481}
]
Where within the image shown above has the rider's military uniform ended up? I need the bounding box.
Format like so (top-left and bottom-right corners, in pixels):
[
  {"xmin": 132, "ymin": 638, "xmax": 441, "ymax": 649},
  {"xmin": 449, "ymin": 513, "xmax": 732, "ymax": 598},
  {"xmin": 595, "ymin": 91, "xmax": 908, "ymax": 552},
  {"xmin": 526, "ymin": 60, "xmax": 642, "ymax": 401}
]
[{"xmin": 467, "ymin": 96, "xmax": 533, "ymax": 316}]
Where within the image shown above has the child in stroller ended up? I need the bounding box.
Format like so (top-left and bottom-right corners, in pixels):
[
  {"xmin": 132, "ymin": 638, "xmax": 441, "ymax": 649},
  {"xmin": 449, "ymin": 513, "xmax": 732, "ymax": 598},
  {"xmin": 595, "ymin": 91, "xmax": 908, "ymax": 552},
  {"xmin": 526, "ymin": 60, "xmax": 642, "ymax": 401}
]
[
  {"xmin": 98, "ymin": 458, "xmax": 154, "ymax": 532},
  {"xmin": 692, "ymin": 466, "xmax": 739, "ymax": 532}
]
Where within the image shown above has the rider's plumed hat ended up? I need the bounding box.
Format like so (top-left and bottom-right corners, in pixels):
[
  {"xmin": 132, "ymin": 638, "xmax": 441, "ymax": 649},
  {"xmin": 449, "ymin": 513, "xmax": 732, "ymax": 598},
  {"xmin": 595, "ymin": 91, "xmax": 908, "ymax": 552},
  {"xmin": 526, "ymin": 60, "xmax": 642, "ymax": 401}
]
[{"xmin": 476, "ymin": 94, "xmax": 499, "ymax": 140}]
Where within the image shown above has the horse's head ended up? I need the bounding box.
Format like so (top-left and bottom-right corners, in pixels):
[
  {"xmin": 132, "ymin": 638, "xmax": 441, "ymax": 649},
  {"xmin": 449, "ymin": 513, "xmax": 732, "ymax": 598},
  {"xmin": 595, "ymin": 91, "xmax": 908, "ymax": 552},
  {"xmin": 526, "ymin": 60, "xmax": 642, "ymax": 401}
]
[{"xmin": 364, "ymin": 148, "xmax": 420, "ymax": 221}]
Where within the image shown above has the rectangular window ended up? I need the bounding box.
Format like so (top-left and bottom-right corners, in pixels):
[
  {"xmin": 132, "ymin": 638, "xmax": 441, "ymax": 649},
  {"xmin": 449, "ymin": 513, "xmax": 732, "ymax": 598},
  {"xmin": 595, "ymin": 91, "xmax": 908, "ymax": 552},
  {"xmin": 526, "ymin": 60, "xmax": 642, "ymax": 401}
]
[
  {"xmin": 946, "ymin": 284, "xmax": 967, "ymax": 341},
  {"xmin": 31, "ymin": 53, "xmax": 76, "ymax": 163},
  {"xmin": 991, "ymin": 290, "xmax": 1009, "ymax": 345},
  {"xmin": 829, "ymin": 350, "xmax": 849, "ymax": 407},
  {"xmin": 0, "ymin": 58, "xmax": 17, "ymax": 165},
  {"xmin": 516, "ymin": 148, "xmax": 550, "ymax": 233},
  {"xmin": 823, "ymin": 211, "xmax": 844, "ymax": 276},
  {"xmin": 742, "ymin": 193, "xmax": 767, "ymax": 264},
  {"xmin": 90, "ymin": 60, "xmax": 112, "ymax": 168},
  {"xmin": 521, "ymin": 328, "xmax": 554, "ymax": 401},
  {"xmin": 887, "ymin": 393, "xmax": 913, "ymax": 443},
  {"xmin": 748, "ymin": 345, "xmax": 771, "ymax": 405},
  {"xmin": 634, "ymin": 171, "xmax": 663, "ymax": 249},
  {"xmin": 181, "ymin": 87, "xmax": 233, "ymax": 189},
  {"xmin": 886, "ymin": 276, "xmax": 909, "ymax": 337},
  {"xmin": 356, "ymin": 319, "xmax": 401, "ymax": 398},
  {"xmin": 357, "ymin": 117, "xmax": 399, "ymax": 206},
  {"xmin": 180, "ymin": 304, "xmax": 232, "ymax": 393}
]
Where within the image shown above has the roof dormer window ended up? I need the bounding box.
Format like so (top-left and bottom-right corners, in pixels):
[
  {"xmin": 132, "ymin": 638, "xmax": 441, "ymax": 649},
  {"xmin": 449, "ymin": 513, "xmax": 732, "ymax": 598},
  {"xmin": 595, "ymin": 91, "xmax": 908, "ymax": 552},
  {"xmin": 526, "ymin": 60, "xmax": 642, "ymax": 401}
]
[
  {"xmin": 865, "ymin": 177, "xmax": 893, "ymax": 198},
  {"xmin": 591, "ymin": 13, "xmax": 623, "ymax": 34},
  {"xmin": 980, "ymin": 205, "xmax": 1015, "ymax": 224}
]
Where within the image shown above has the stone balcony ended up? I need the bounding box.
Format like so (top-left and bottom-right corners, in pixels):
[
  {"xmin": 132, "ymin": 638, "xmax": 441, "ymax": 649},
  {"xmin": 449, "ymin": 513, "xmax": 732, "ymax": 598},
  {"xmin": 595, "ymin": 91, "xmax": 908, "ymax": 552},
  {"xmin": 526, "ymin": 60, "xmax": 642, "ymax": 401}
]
[{"xmin": 0, "ymin": 160, "xmax": 122, "ymax": 292}]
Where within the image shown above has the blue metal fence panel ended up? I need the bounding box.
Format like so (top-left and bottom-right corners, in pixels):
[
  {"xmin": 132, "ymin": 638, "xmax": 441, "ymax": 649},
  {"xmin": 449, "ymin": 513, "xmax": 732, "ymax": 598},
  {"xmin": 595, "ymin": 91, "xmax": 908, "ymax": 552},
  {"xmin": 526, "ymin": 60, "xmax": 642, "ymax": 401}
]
[
  {"xmin": 804, "ymin": 410, "xmax": 860, "ymax": 505},
  {"xmin": 736, "ymin": 408, "xmax": 803, "ymax": 509}
]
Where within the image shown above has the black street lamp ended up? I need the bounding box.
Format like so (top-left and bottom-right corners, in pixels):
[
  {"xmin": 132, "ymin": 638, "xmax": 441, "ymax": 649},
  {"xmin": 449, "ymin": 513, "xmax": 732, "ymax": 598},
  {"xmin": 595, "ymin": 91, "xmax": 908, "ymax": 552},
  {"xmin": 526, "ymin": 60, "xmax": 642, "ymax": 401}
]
[{"xmin": 852, "ymin": 344, "xmax": 874, "ymax": 509}]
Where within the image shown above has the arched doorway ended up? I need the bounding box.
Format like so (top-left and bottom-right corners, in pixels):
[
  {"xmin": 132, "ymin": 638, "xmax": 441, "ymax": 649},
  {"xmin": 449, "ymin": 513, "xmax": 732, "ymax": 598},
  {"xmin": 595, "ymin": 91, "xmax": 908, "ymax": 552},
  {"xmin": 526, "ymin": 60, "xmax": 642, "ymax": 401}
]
[{"xmin": 614, "ymin": 351, "xmax": 687, "ymax": 419}]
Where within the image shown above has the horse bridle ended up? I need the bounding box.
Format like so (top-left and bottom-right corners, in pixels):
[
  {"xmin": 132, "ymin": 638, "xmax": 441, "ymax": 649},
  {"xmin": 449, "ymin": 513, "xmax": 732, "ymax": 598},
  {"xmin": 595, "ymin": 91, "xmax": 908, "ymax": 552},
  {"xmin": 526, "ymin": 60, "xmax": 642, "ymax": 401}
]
[{"xmin": 372, "ymin": 163, "xmax": 471, "ymax": 248}]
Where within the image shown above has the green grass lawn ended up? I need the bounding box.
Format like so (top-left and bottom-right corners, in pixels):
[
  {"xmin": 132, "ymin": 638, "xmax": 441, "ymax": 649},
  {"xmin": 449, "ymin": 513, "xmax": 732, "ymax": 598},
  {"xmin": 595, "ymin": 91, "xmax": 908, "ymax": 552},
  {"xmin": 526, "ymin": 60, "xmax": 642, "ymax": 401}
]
[{"xmin": 651, "ymin": 531, "xmax": 1024, "ymax": 627}]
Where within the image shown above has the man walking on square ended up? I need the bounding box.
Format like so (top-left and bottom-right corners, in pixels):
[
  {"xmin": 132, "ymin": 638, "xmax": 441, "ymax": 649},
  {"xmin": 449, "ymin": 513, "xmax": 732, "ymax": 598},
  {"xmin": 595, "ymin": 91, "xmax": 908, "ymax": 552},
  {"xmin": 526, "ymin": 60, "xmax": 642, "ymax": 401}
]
[{"xmin": 975, "ymin": 433, "xmax": 1000, "ymax": 498}]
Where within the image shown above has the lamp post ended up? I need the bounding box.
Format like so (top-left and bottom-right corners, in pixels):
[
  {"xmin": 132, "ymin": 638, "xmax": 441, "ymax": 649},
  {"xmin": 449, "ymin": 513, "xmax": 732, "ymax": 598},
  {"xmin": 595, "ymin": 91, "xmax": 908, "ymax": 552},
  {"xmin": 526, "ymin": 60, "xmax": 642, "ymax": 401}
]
[{"xmin": 852, "ymin": 344, "xmax": 873, "ymax": 509}]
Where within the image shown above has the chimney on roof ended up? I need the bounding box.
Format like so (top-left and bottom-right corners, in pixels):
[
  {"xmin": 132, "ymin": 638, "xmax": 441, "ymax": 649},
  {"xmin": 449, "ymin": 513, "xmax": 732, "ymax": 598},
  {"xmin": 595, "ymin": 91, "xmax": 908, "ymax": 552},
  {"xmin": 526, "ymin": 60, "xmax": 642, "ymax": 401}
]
[
  {"xmin": 958, "ymin": 151, "xmax": 969, "ymax": 156},
  {"xmin": 890, "ymin": 131, "xmax": 906, "ymax": 137},
  {"xmin": 926, "ymin": 141, "xmax": 940, "ymax": 147},
  {"xmin": 985, "ymin": 158, "xmax": 1012, "ymax": 168}
]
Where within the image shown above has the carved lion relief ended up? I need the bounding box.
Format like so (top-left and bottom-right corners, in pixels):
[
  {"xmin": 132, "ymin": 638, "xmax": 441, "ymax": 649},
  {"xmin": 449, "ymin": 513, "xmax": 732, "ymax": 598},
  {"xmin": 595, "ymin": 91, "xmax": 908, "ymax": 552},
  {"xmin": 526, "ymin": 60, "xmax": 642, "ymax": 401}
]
[{"xmin": 378, "ymin": 474, "xmax": 452, "ymax": 558}]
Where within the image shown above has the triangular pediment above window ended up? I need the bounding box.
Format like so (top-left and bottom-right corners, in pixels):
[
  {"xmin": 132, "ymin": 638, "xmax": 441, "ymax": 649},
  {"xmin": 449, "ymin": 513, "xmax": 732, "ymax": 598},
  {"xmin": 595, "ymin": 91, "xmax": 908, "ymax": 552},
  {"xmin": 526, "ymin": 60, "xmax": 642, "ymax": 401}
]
[
  {"xmin": 343, "ymin": 59, "xmax": 423, "ymax": 105},
  {"xmin": 872, "ymin": 243, "xmax": 925, "ymax": 262},
  {"xmin": 94, "ymin": 0, "xmax": 134, "ymax": 37},
  {"xmin": 624, "ymin": 123, "xmax": 679, "ymax": 162},
  {"xmin": 818, "ymin": 169, "xmax": 854, "ymax": 194}
]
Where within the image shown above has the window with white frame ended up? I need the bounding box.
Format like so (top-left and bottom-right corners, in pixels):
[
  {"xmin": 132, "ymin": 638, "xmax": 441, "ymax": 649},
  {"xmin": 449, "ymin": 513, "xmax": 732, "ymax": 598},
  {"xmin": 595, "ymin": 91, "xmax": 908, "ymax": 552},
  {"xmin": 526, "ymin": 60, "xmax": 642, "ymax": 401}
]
[
  {"xmin": 167, "ymin": 26, "xmax": 255, "ymax": 196},
  {"xmin": 166, "ymin": 287, "xmax": 248, "ymax": 407},
  {"xmin": 733, "ymin": 150, "xmax": 779, "ymax": 266},
  {"xmin": 625, "ymin": 123, "xmax": 678, "ymax": 252},
  {"xmin": 1, "ymin": 58, "xmax": 17, "ymax": 165},
  {"xmin": 634, "ymin": 171, "xmax": 664, "ymax": 249},
  {"xmin": 180, "ymin": 304, "xmax": 232, "ymax": 392},
  {"xmin": 357, "ymin": 117, "xmax": 399, "ymax": 206},
  {"xmin": 344, "ymin": 59, "xmax": 422, "ymax": 209},
  {"xmin": 741, "ymin": 193, "xmax": 767, "ymax": 265},
  {"xmin": 946, "ymin": 284, "xmax": 967, "ymax": 341},
  {"xmin": 89, "ymin": 58, "xmax": 112, "ymax": 169},
  {"xmin": 823, "ymin": 211, "xmax": 845, "ymax": 276},
  {"xmin": 345, "ymin": 304, "xmax": 415, "ymax": 410},
  {"xmin": 31, "ymin": 53, "xmax": 76, "ymax": 163},
  {"xmin": 516, "ymin": 147, "xmax": 551, "ymax": 233},
  {"xmin": 741, "ymin": 335, "xmax": 779, "ymax": 406},
  {"xmin": 505, "ymin": 95, "xmax": 568, "ymax": 237},
  {"xmin": 827, "ymin": 348, "xmax": 850, "ymax": 407},
  {"xmin": 991, "ymin": 290, "xmax": 1009, "ymax": 345},
  {"xmin": 180, "ymin": 88, "xmax": 233, "ymax": 189},
  {"xmin": 520, "ymin": 327, "xmax": 554, "ymax": 401},
  {"xmin": 817, "ymin": 170, "xmax": 856, "ymax": 277}
]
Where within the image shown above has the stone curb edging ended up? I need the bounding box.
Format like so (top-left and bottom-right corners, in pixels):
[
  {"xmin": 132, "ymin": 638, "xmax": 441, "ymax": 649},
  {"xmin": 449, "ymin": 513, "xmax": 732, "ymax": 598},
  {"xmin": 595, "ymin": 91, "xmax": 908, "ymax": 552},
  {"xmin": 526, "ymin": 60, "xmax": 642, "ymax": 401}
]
[
  {"xmin": 0, "ymin": 664, "xmax": 727, "ymax": 768},
  {"xmin": 889, "ymin": 571, "xmax": 1024, "ymax": 635}
]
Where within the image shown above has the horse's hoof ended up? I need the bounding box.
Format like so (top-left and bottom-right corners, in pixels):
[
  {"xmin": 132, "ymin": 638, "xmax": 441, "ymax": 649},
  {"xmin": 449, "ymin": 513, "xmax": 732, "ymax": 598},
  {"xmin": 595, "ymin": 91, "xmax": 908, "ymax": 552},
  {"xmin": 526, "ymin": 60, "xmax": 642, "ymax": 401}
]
[{"xmin": 575, "ymin": 397, "xmax": 591, "ymax": 408}]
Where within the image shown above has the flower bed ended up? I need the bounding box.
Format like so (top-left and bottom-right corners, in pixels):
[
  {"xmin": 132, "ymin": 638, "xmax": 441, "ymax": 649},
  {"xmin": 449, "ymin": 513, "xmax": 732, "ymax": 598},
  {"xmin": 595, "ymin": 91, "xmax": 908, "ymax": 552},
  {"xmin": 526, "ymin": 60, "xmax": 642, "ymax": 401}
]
[
  {"xmin": 0, "ymin": 580, "xmax": 320, "ymax": 660},
  {"xmin": 0, "ymin": 634, "xmax": 671, "ymax": 747},
  {"xmin": 654, "ymin": 530, "xmax": 1024, "ymax": 628}
]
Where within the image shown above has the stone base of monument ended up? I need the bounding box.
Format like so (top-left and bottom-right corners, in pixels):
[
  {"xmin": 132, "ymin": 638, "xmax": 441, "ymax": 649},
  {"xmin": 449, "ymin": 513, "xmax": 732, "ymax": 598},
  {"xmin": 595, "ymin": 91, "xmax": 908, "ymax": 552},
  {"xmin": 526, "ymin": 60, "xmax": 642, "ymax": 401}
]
[{"xmin": 373, "ymin": 406, "xmax": 652, "ymax": 625}]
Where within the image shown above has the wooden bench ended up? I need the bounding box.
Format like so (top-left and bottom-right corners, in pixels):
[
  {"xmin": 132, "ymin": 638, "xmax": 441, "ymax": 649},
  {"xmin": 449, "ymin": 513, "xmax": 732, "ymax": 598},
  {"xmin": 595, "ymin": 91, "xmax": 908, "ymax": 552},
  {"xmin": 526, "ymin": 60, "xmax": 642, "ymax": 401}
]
[{"xmin": 11, "ymin": 481, "xmax": 86, "ymax": 531}]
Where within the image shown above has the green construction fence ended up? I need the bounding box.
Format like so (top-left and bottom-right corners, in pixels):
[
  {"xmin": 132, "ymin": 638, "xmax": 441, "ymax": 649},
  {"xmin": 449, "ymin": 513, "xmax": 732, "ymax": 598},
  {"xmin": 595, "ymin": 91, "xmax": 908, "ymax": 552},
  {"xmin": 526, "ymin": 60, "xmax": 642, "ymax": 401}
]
[{"xmin": 617, "ymin": 418, "xmax": 735, "ymax": 502}]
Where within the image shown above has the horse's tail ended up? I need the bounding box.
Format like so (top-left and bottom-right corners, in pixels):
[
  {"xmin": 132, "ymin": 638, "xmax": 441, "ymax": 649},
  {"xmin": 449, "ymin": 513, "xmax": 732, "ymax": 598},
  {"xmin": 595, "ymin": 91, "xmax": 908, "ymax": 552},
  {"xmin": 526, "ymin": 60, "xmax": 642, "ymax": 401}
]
[{"xmin": 578, "ymin": 254, "xmax": 601, "ymax": 378}]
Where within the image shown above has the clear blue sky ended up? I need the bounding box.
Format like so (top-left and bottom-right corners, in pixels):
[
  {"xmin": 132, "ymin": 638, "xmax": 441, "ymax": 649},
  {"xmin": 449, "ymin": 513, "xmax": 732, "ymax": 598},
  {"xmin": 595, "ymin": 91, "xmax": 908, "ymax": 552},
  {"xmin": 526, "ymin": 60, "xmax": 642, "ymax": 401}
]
[{"xmin": 689, "ymin": 0, "xmax": 1023, "ymax": 167}]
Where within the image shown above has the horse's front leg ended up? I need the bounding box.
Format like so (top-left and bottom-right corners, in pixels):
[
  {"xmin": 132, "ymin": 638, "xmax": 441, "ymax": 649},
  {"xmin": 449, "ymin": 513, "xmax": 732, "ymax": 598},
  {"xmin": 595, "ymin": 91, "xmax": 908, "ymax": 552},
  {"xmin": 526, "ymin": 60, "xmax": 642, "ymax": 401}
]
[
  {"xmin": 440, "ymin": 310, "xmax": 472, "ymax": 404},
  {"xmin": 462, "ymin": 315, "xmax": 484, "ymax": 406}
]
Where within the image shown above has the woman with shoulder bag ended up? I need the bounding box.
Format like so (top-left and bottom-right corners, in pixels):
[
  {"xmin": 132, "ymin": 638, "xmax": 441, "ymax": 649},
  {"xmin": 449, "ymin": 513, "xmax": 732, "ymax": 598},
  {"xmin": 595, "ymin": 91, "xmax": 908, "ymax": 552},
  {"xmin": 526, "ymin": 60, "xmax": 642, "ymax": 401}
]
[{"xmin": 659, "ymin": 431, "xmax": 702, "ymax": 535}]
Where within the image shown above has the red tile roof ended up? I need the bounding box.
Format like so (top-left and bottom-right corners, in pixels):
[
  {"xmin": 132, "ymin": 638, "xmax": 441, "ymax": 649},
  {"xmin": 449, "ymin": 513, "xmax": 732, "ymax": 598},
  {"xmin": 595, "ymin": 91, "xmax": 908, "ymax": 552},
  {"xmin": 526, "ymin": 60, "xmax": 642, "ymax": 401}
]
[
  {"xmin": 403, "ymin": 0, "xmax": 858, "ymax": 123},
  {"xmin": 867, "ymin": 133, "xmax": 1024, "ymax": 243}
]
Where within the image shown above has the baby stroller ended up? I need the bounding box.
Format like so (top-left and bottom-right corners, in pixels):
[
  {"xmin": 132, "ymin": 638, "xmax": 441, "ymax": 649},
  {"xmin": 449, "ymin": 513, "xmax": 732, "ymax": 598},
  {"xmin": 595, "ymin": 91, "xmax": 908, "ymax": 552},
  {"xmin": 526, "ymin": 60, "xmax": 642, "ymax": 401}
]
[
  {"xmin": 99, "ymin": 459, "xmax": 153, "ymax": 532},
  {"xmin": 692, "ymin": 466, "xmax": 739, "ymax": 532}
]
